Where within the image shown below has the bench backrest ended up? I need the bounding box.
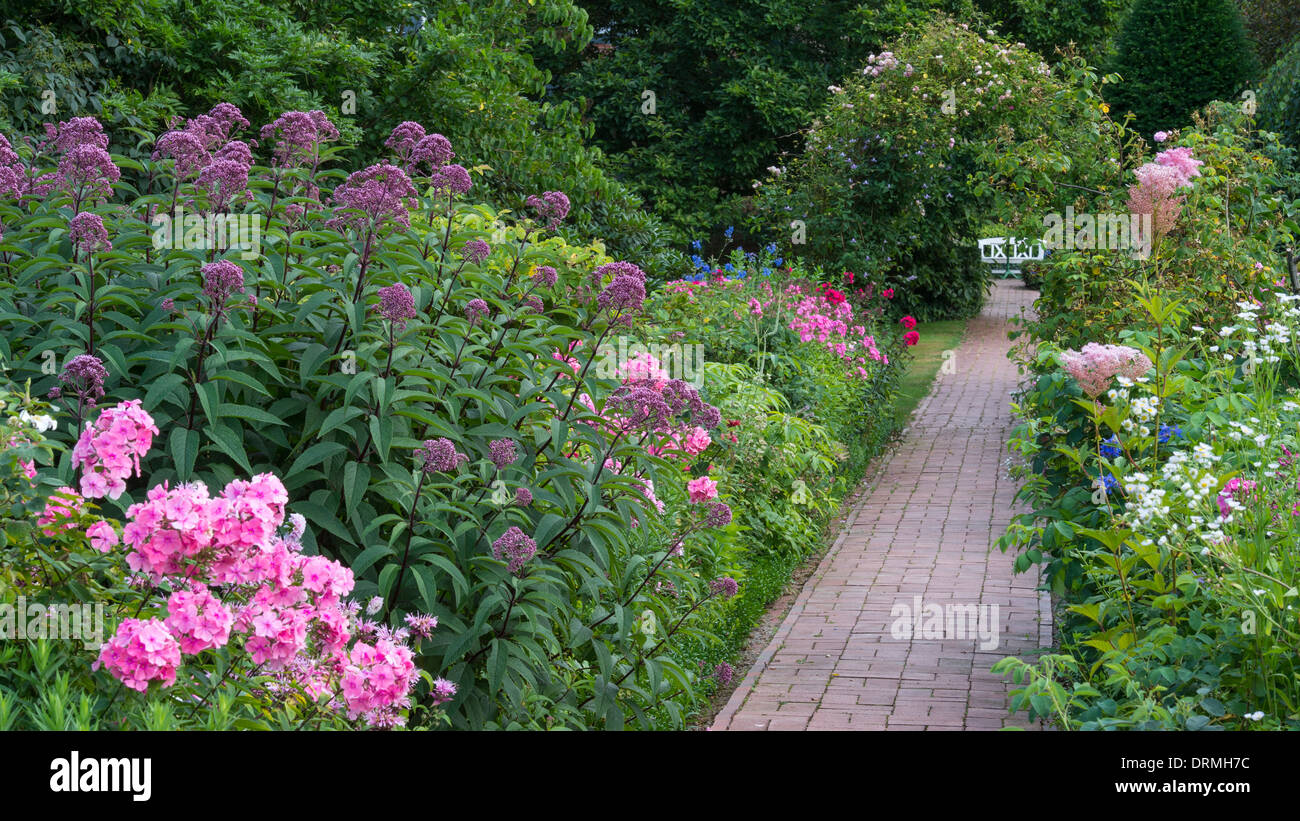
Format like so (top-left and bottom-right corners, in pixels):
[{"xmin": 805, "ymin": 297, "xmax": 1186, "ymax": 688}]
[{"xmin": 978, "ymin": 236, "xmax": 1045, "ymax": 264}]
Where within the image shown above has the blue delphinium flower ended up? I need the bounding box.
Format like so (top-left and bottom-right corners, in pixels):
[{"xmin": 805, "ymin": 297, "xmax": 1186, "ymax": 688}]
[
  {"xmin": 724, "ymin": 262, "xmax": 735, "ymax": 273},
  {"xmin": 1099, "ymin": 434, "xmax": 1121, "ymax": 458},
  {"xmin": 765, "ymin": 242, "xmax": 778, "ymax": 255},
  {"xmin": 773, "ymin": 257, "xmax": 783, "ymax": 266},
  {"xmin": 1158, "ymin": 424, "xmax": 1184, "ymax": 444},
  {"xmin": 724, "ymin": 226, "xmax": 734, "ymax": 239},
  {"xmin": 1102, "ymin": 474, "xmax": 1119, "ymax": 492},
  {"xmin": 691, "ymin": 239, "xmax": 702, "ymax": 251},
  {"xmin": 761, "ymin": 267, "xmax": 772, "ymax": 276}
]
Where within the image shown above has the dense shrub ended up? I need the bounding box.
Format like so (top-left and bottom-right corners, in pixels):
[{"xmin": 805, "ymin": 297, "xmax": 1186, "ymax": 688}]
[
  {"xmin": 1105, "ymin": 0, "xmax": 1258, "ymax": 138},
  {"xmin": 1259, "ymin": 36, "xmax": 1300, "ymax": 157},
  {"xmin": 754, "ymin": 17, "xmax": 1115, "ymax": 320},
  {"xmin": 1233, "ymin": 0, "xmax": 1300, "ymax": 69},
  {"xmin": 996, "ymin": 111, "xmax": 1300, "ymax": 729},
  {"xmin": 0, "ymin": 1, "xmax": 687, "ymax": 280},
  {"xmin": 973, "ymin": 0, "xmax": 1133, "ymax": 64},
  {"xmin": 0, "ymin": 108, "xmax": 741, "ymax": 729},
  {"xmin": 543, "ymin": 0, "xmax": 976, "ymax": 246}
]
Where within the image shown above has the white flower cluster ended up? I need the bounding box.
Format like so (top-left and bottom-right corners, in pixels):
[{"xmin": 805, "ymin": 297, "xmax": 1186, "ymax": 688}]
[
  {"xmin": 16, "ymin": 410, "xmax": 57, "ymax": 433},
  {"xmin": 1123, "ymin": 445, "xmax": 1229, "ymax": 547},
  {"xmin": 1123, "ymin": 471, "xmax": 1169, "ymax": 527},
  {"xmin": 1223, "ymin": 418, "xmax": 1266, "ymax": 447}
]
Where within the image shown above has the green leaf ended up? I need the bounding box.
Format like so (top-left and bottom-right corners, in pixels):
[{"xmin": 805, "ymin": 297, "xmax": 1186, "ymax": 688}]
[
  {"xmin": 288, "ymin": 441, "xmax": 347, "ymax": 476},
  {"xmin": 169, "ymin": 426, "xmax": 199, "ymax": 481},
  {"xmin": 205, "ymin": 424, "xmax": 253, "ymax": 473},
  {"xmin": 351, "ymin": 544, "xmax": 395, "ymax": 578},
  {"xmin": 220, "ymin": 403, "xmax": 286, "ymax": 427}
]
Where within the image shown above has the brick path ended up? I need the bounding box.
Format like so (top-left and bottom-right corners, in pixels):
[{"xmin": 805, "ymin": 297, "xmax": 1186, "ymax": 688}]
[{"xmin": 711, "ymin": 280, "xmax": 1049, "ymax": 731}]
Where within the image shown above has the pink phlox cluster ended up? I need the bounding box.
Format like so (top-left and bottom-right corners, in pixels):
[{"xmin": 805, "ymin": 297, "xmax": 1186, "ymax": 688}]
[
  {"xmin": 1217, "ymin": 477, "xmax": 1257, "ymax": 519},
  {"xmin": 72, "ymin": 399, "xmax": 159, "ymax": 499},
  {"xmin": 341, "ymin": 638, "xmax": 418, "ymax": 727},
  {"xmin": 687, "ymin": 475, "xmax": 718, "ymax": 502},
  {"xmin": 788, "ymin": 293, "xmax": 883, "ymax": 377},
  {"xmin": 165, "ymin": 583, "xmax": 234, "ymax": 654},
  {"xmin": 617, "ymin": 351, "xmax": 671, "ymax": 386},
  {"xmin": 93, "ymin": 617, "xmax": 182, "ymax": 692},
  {"xmin": 86, "ymin": 520, "xmax": 119, "ymax": 553}
]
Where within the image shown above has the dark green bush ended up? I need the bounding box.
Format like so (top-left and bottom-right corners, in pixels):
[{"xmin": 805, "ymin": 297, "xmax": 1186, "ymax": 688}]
[
  {"xmin": 753, "ymin": 17, "xmax": 1116, "ymax": 320},
  {"xmin": 543, "ymin": 0, "xmax": 976, "ymax": 247},
  {"xmin": 1259, "ymin": 35, "xmax": 1300, "ymax": 155},
  {"xmin": 1105, "ymin": 0, "xmax": 1258, "ymax": 138},
  {"xmin": 0, "ymin": 1, "xmax": 688, "ymax": 281}
]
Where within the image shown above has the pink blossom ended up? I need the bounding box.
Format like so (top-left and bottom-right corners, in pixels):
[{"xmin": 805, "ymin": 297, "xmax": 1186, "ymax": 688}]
[
  {"xmin": 687, "ymin": 476, "xmax": 719, "ymax": 503},
  {"xmin": 1128, "ymin": 162, "xmax": 1186, "ymax": 239},
  {"xmin": 95, "ymin": 618, "xmax": 182, "ymax": 692},
  {"xmin": 86, "ymin": 520, "xmax": 119, "ymax": 553},
  {"xmin": 341, "ymin": 638, "xmax": 417, "ymax": 726},
  {"xmin": 38, "ymin": 488, "xmax": 84, "ymax": 537},
  {"xmin": 1155, "ymin": 146, "xmax": 1202, "ymax": 186},
  {"xmin": 72, "ymin": 400, "xmax": 159, "ymax": 500},
  {"xmin": 1060, "ymin": 343, "xmax": 1153, "ymax": 398},
  {"xmin": 165, "ymin": 584, "xmax": 234, "ymax": 653},
  {"xmin": 683, "ymin": 426, "xmax": 712, "ymax": 455}
]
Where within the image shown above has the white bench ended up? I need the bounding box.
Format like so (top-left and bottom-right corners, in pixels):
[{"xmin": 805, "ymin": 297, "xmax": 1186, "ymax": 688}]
[{"xmin": 978, "ymin": 236, "xmax": 1045, "ymax": 279}]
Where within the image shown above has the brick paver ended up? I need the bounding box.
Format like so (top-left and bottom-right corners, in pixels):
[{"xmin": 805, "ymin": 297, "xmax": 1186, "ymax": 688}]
[{"xmin": 712, "ymin": 281, "xmax": 1049, "ymax": 731}]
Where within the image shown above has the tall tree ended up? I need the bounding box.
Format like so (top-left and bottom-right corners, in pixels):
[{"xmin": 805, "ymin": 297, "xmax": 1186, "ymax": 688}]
[
  {"xmin": 543, "ymin": 0, "xmax": 976, "ymax": 243},
  {"xmin": 1106, "ymin": 0, "xmax": 1258, "ymax": 137}
]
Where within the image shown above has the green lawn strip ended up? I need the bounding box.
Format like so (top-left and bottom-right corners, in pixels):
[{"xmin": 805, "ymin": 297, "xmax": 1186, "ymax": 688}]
[{"xmin": 893, "ymin": 319, "xmax": 968, "ymax": 428}]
